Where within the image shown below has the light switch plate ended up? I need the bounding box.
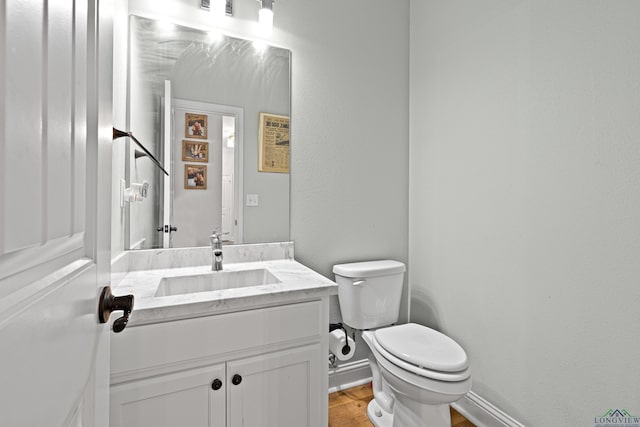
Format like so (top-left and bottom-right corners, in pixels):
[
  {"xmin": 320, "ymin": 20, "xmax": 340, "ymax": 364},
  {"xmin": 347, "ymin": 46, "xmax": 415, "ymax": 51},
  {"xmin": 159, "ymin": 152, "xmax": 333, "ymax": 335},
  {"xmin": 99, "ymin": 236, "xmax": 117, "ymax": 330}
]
[{"xmin": 246, "ymin": 194, "xmax": 259, "ymax": 206}]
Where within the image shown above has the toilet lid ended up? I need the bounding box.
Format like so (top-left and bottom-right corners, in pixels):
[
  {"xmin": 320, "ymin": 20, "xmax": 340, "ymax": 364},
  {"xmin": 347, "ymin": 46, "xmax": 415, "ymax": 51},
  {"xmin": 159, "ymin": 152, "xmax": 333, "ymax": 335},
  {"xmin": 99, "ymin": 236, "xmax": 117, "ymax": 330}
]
[
  {"xmin": 332, "ymin": 260, "xmax": 406, "ymax": 278},
  {"xmin": 374, "ymin": 323, "xmax": 468, "ymax": 373}
]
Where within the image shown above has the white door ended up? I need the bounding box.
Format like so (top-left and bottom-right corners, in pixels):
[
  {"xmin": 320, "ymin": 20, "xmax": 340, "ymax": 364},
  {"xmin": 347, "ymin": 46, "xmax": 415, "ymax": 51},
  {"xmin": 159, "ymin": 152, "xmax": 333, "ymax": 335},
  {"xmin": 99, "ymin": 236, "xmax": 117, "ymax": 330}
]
[
  {"xmin": 0, "ymin": 1, "xmax": 113, "ymax": 426},
  {"xmin": 162, "ymin": 80, "xmax": 173, "ymax": 248},
  {"xmin": 221, "ymin": 174, "xmax": 234, "ymax": 242},
  {"xmin": 172, "ymin": 107, "xmax": 224, "ymax": 248}
]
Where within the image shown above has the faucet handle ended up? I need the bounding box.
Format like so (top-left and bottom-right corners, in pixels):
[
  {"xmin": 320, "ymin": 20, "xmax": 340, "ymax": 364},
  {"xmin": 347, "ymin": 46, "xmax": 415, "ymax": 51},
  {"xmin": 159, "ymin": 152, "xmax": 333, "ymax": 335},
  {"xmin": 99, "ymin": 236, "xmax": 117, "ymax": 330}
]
[
  {"xmin": 210, "ymin": 229, "xmax": 229, "ymax": 243},
  {"xmin": 210, "ymin": 231, "xmax": 220, "ymax": 245}
]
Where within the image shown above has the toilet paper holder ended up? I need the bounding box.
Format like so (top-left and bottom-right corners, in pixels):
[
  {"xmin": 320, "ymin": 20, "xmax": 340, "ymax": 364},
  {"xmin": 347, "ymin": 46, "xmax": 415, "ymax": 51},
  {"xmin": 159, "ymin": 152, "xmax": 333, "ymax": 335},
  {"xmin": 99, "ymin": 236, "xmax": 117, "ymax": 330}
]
[{"xmin": 329, "ymin": 322, "xmax": 352, "ymax": 356}]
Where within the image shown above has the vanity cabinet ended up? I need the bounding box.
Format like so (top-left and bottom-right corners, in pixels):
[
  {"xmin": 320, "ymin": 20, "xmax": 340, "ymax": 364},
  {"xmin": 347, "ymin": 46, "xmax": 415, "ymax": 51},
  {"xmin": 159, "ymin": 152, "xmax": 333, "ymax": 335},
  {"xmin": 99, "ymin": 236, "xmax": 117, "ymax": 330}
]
[{"xmin": 110, "ymin": 300, "xmax": 327, "ymax": 427}]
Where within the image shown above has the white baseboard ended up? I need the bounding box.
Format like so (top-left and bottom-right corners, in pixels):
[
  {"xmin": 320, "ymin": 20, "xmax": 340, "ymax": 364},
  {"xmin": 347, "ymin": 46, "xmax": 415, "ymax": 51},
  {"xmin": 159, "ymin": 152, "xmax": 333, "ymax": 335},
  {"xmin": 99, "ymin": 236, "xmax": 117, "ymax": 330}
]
[
  {"xmin": 328, "ymin": 359, "xmax": 372, "ymax": 394},
  {"xmin": 451, "ymin": 391, "xmax": 525, "ymax": 427}
]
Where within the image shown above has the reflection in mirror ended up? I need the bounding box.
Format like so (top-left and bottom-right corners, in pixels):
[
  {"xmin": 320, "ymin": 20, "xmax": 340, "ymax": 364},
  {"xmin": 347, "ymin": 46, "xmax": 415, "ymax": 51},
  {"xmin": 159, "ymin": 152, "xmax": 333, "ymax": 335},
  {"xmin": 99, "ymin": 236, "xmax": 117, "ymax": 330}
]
[{"xmin": 125, "ymin": 16, "xmax": 291, "ymax": 250}]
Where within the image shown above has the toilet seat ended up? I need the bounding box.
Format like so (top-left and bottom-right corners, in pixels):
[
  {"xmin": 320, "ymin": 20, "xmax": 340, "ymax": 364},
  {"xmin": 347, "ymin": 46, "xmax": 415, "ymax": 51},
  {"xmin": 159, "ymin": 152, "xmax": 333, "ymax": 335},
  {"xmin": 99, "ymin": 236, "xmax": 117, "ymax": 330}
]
[
  {"xmin": 372, "ymin": 339, "xmax": 471, "ymax": 382},
  {"xmin": 373, "ymin": 324, "xmax": 470, "ymax": 382}
]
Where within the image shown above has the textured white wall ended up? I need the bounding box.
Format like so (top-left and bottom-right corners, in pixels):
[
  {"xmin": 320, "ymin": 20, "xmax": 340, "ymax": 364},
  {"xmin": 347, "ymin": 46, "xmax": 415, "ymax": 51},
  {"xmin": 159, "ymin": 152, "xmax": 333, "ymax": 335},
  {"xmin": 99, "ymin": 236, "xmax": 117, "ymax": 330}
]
[
  {"xmin": 409, "ymin": 1, "xmax": 640, "ymax": 425},
  {"xmin": 284, "ymin": 1, "xmax": 411, "ymax": 326}
]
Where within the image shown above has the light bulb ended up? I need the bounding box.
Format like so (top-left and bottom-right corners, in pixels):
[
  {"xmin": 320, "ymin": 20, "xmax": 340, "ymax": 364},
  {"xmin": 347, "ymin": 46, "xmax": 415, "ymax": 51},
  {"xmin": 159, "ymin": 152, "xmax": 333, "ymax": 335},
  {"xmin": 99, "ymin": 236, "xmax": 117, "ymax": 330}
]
[
  {"xmin": 213, "ymin": 0, "xmax": 226, "ymax": 17},
  {"xmin": 258, "ymin": 7, "xmax": 273, "ymax": 38}
]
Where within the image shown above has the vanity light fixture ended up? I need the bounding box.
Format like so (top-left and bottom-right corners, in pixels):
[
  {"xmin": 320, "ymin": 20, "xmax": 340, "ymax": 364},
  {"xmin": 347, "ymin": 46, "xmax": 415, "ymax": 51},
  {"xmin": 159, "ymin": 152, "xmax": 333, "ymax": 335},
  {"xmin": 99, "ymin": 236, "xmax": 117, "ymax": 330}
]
[
  {"xmin": 201, "ymin": 0, "xmax": 233, "ymax": 17},
  {"xmin": 258, "ymin": 0, "xmax": 274, "ymax": 38}
]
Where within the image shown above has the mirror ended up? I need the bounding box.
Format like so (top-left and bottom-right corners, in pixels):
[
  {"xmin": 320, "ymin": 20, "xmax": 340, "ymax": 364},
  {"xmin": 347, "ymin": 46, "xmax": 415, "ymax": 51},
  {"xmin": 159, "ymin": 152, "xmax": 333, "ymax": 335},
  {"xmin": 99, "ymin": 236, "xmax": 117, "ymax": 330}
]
[{"xmin": 123, "ymin": 15, "xmax": 291, "ymax": 250}]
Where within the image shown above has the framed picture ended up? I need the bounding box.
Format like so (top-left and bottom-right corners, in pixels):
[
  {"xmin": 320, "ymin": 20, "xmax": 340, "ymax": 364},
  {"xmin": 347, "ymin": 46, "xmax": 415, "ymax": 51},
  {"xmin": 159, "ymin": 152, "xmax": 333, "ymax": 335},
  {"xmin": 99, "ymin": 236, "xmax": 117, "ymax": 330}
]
[
  {"xmin": 258, "ymin": 112, "xmax": 290, "ymax": 173},
  {"xmin": 185, "ymin": 113, "xmax": 207, "ymax": 139},
  {"xmin": 182, "ymin": 140, "xmax": 209, "ymax": 162},
  {"xmin": 184, "ymin": 164, "xmax": 207, "ymax": 190}
]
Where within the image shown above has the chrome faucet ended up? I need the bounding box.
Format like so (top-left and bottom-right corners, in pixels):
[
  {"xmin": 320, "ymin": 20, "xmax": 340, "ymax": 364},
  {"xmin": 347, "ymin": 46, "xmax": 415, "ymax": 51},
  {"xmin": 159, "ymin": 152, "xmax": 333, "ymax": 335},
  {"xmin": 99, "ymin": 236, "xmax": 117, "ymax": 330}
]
[{"xmin": 210, "ymin": 231, "xmax": 223, "ymax": 271}]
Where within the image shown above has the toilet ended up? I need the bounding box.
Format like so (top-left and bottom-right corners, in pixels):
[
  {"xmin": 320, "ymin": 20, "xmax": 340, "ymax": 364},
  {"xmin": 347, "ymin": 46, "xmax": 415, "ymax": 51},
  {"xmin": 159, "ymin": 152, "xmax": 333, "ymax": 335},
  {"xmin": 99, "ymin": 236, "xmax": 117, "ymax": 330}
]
[{"xmin": 333, "ymin": 260, "xmax": 472, "ymax": 427}]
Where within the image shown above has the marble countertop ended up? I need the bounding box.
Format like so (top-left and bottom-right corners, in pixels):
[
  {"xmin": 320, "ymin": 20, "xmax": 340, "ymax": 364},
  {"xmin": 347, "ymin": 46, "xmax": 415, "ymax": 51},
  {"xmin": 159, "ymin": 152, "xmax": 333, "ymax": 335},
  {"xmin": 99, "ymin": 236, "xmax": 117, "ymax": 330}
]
[{"xmin": 113, "ymin": 247, "xmax": 337, "ymax": 326}]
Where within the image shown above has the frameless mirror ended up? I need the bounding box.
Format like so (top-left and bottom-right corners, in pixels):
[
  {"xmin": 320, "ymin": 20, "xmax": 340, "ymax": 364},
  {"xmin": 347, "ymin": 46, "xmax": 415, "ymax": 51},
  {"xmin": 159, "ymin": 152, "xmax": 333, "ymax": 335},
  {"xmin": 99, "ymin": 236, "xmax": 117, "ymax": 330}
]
[{"xmin": 123, "ymin": 15, "xmax": 290, "ymax": 250}]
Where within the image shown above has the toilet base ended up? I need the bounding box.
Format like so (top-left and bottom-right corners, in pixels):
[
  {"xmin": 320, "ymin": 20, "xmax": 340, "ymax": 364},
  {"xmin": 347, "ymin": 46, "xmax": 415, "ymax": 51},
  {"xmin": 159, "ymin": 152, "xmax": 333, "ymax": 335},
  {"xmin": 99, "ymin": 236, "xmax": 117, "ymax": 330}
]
[
  {"xmin": 367, "ymin": 399, "xmax": 393, "ymax": 427},
  {"xmin": 367, "ymin": 396, "xmax": 454, "ymax": 427}
]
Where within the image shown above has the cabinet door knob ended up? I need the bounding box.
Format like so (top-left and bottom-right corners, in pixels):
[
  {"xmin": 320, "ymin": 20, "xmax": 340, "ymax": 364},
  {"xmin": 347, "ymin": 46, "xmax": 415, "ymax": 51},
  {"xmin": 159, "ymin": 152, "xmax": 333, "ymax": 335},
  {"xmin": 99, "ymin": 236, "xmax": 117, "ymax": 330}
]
[
  {"xmin": 211, "ymin": 379, "xmax": 223, "ymax": 390},
  {"xmin": 232, "ymin": 374, "xmax": 242, "ymax": 385}
]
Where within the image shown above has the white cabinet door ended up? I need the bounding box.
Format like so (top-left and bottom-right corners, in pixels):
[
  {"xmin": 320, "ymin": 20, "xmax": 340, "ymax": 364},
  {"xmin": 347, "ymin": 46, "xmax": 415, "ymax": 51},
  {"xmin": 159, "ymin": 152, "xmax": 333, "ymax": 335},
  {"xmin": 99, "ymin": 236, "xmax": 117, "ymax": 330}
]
[
  {"xmin": 227, "ymin": 344, "xmax": 323, "ymax": 427},
  {"xmin": 110, "ymin": 364, "xmax": 226, "ymax": 427}
]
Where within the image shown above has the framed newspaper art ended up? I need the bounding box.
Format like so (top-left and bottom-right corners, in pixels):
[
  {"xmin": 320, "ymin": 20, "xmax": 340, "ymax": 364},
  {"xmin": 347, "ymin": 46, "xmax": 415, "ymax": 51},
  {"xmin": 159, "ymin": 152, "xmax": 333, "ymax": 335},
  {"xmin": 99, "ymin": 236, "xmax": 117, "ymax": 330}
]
[{"xmin": 258, "ymin": 112, "xmax": 290, "ymax": 173}]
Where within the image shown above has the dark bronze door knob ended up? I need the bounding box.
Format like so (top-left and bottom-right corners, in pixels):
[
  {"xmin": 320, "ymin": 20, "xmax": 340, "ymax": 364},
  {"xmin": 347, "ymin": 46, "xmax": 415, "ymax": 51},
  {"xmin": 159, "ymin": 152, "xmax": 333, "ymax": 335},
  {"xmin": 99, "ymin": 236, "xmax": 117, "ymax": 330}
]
[{"xmin": 98, "ymin": 286, "xmax": 134, "ymax": 333}]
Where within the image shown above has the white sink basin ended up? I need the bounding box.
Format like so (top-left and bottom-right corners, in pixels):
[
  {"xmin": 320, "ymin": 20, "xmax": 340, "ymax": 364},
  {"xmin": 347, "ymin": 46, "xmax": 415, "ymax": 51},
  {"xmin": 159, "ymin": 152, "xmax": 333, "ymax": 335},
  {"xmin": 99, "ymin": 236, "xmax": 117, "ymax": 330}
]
[{"xmin": 155, "ymin": 268, "xmax": 281, "ymax": 297}]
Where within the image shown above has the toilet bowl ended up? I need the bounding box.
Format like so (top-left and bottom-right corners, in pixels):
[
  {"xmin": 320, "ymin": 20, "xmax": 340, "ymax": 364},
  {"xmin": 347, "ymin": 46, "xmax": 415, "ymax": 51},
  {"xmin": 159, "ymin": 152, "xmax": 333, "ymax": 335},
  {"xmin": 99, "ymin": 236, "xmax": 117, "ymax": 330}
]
[
  {"xmin": 333, "ymin": 260, "xmax": 472, "ymax": 427},
  {"xmin": 362, "ymin": 324, "xmax": 471, "ymax": 427}
]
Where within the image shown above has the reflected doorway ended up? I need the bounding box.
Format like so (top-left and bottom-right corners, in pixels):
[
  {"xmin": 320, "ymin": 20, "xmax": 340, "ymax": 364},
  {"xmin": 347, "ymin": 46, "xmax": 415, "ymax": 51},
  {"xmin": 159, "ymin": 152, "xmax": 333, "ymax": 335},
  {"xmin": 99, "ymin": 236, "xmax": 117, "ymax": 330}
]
[{"xmin": 161, "ymin": 92, "xmax": 243, "ymax": 248}]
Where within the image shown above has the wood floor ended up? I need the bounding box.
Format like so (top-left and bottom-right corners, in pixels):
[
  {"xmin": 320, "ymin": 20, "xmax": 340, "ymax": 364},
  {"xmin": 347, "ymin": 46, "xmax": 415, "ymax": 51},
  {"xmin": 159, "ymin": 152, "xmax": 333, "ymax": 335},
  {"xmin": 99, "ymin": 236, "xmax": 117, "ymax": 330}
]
[{"xmin": 328, "ymin": 384, "xmax": 476, "ymax": 427}]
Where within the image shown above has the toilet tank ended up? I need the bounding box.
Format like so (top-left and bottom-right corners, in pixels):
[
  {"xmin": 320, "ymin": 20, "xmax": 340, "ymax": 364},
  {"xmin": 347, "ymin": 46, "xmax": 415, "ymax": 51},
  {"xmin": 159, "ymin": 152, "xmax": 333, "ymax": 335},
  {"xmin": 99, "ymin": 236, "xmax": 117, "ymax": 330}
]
[{"xmin": 333, "ymin": 260, "xmax": 406, "ymax": 330}]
